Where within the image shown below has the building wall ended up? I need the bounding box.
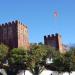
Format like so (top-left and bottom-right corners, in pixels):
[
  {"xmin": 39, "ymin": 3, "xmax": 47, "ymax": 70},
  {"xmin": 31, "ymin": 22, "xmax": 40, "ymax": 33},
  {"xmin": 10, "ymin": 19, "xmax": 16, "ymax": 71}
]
[
  {"xmin": 0, "ymin": 20, "xmax": 29, "ymax": 49},
  {"xmin": 44, "ymin": 33, "xmax": 65, "ymax": 53},
  {"xmin": 17, "ymin": 21, "xmax": 29, "ymax": 49}
]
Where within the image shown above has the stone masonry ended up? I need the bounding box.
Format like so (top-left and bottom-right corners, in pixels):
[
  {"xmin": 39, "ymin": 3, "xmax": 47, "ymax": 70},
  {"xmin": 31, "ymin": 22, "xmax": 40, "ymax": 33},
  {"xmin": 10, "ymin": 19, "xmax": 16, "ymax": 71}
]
[
  {"xmin": 0, "ymin": 20, "xmax": 30, "ymax": 49},
  {"xmin": 44, "ymin": 33, "xmax": 66, "ymax": 53}
]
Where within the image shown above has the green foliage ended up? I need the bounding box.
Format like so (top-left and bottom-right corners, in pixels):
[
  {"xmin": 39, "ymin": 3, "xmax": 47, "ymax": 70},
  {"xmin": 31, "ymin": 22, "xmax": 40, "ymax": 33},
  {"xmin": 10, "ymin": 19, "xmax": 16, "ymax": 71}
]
[
  {"xmin": 46, "ymin": 46, "xmax": 59, "ymax": 59},
  {"xmin": 52, "ymin": 48, "xmax": 75, "ymax": 73},
  {"xmin": 8, "ymin": 43, "xmax": 51, "ymax": 75},
  {"xmin": 8, "ymin": 43, "xmax": 75, "ymax": 75},
  {"xmin": 53, "ymin": 52, "xmax": 65, "ymax": 72},
  {"xmin": 8, "ymin": 48, "xmax": 28, "ymax": 65},
  {"xmin": 0, "ymin": 44, "xmax": 9, "ymax": 64},
  {"xmin": 27, "ymin": 44, "xmax": 48, "ymax": 73},
  {"xmin": 1, "ymin": 42, "xmax": 75, "ymax": 75},
  {"xmin": 69, "ymin": 48, "xmax": 75, "ymax": 71}
]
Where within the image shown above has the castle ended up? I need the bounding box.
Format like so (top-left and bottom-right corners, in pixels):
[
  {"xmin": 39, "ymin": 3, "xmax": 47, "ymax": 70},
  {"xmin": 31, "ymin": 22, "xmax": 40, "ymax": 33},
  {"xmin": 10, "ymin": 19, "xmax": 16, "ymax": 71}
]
[
  {"xmin": 44, "ymin": 33, "xmax": 66, "ymax": 53},
  {"xmin": 0, "ymin": 20, "xmax": 30, "ymax": 49},
  {"xmin": 0, "ymin": 20, "xmax": 67, "ymax": 53}
]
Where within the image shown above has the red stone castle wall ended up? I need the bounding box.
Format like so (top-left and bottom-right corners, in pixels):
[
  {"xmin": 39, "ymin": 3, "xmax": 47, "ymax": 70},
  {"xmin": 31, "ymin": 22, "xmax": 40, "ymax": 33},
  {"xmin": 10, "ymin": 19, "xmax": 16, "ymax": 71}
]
[
  {"xmin": 0, "ymin": 20, "xmax": 29, "ymax": 49},
  {"xmin": 17, "ymin": 21, "xmax": 29, "ymax": 49},
  {"xmin": 44, "ymin": 33, "xmax": 65, "ymax": 53}
]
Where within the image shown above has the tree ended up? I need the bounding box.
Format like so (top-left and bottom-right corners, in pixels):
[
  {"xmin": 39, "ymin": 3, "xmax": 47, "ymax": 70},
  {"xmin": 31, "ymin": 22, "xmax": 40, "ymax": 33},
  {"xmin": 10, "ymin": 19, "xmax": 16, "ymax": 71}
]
[
  {"xmin": 0, "ymin": 44, "xmax": 9, "ymax": 68},
  {"xmin": 8, "ymin": 44, "xmax": 49, "ymax": 75},
  {"xmin": 61, "ymin": 48, "xmax": 75, "ymax": 75},
  {"xmin": 63, "ymin": 51, "xmax": 72, "ymax": 75},
  {"xmin": 45, "ymin": 46, "xmax": 61, "ymax": 71},
  {"xmin": 69, "ymin": 48, "xmax": 75, "ymax": 71},
  {"xmin": 8, "ymin": 48, "xmax": 28, "ymax": 75},
  {"xmin": 52, "ymin": 52, "xmax": 65, "ymax": 75},
  {"xmin": 52, "ymin": 49, "xmax": 74, "ymax": 75},
  {"xmin": 8, "ymin": 43, "xmax": 59, "ymax": 75},
  {"xmin": 26, "ymin": 44, "xmax": 48, "ymax": 75}
]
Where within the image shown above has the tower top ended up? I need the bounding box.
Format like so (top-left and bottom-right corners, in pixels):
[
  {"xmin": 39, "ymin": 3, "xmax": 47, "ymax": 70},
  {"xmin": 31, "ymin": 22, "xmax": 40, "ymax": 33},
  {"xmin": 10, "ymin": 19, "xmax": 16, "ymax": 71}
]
[
  {"xmin": 0, "ymin": 20, "xmax": 28, "ymax": 28},
  {"xmin": 44, "ymin": 33, "xmax": 61, "ymax": 38},
  {"xmin": 44, "ymin": 33, "xmax": 65, "ymax": 53}
]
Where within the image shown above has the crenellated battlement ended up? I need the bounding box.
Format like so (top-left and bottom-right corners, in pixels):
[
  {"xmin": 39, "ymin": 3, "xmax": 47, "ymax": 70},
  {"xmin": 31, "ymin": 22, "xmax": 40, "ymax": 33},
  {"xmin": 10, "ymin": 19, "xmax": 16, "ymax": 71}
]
[
  {"xmin": 44, "ymin": 33, "xmax": 61, "ymax": 39},
  {"xmin": 15, "ymin": 20, "xmax": 28, "ymax": 28},
  {"xmin": 0, "ymin": 20, "xmax": 27, "ymax": 28}
]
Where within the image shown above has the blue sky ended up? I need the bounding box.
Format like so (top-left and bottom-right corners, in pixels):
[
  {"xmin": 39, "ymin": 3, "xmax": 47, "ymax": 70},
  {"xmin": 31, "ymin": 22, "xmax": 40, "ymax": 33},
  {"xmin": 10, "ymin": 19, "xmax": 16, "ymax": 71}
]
[{"xmin": 0, "ymin": 0, "xmax": 75, "ymax": 44}]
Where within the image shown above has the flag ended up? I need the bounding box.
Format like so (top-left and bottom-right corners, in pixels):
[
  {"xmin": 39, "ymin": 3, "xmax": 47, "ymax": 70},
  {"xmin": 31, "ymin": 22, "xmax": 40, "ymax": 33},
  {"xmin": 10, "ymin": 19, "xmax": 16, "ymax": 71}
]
[{"xmin": 54, "ymin": 11, "xmax": 58, "ymax": 17}]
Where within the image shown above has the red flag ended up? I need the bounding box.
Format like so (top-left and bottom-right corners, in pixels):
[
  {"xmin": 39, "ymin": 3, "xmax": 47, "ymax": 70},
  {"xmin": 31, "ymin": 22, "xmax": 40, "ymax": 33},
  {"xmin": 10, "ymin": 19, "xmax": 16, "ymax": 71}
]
[{"xmin": 54, "ymin": 11, "xmax": 58, "ymax": 17}]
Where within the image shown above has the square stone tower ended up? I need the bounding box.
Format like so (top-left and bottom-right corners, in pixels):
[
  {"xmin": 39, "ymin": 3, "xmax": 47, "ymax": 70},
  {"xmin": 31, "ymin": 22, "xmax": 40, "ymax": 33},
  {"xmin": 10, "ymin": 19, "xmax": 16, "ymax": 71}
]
[
  {"xmin": 0, "ymin": 20, "xmax": 30, "ymax": 49},
  {"xmin": 44, "ymin": 33, "xmax": 65, "ymax": 53}
]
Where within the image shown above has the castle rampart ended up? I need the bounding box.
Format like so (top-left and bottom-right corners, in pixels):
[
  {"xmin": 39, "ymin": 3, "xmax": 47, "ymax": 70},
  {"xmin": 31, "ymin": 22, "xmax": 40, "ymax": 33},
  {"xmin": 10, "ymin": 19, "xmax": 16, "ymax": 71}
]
[
  {"xmin": 0, "ymin": 20, "xmax": 29, "ymax": 49},
  {"xmin": 44, "ymin": 33, "xmax": 65, "ymax": 53}
]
